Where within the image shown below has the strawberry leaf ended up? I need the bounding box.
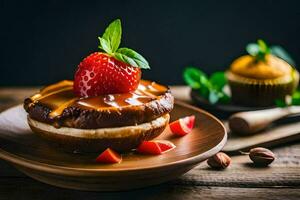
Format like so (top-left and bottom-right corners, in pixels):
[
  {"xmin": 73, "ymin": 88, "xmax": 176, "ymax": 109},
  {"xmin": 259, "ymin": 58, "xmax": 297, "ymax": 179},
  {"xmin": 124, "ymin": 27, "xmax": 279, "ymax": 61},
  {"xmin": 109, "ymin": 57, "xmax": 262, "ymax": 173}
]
[
  {"xmin": 101, "ymin": 19, "xmax": 122, "ymax": 53},
  {"xmin": 114, "ymin": 48, "xmax": 150, "ymax": 69}
]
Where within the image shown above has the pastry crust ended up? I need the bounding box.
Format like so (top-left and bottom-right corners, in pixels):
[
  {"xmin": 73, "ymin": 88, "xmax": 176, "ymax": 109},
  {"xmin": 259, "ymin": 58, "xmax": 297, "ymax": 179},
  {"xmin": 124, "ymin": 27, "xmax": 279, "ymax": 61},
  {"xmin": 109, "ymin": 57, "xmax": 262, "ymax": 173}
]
[{"xmin": 28, "ymin": 114, "xmax": 170, "ymax": 153}]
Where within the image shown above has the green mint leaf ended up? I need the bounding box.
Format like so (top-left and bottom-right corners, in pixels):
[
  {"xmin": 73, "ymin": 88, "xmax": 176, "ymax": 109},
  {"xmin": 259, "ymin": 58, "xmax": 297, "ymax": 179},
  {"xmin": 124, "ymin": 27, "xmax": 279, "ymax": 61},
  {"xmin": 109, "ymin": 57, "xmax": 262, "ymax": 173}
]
[
  {"xmin": 246, "ymin": 39, "xmax": 270, "ymax": 62},
  {"xmin": 258, "ymin": 39, "xmax": 270, "ymax": 54},
  {"xmin": 114, "ymin": 48, "xmax": 150, "ymax": 69},
  {"xmin": 97, "ymin": 19, "xmax": 150, "ymax": 69},
  {"xmin": 209, "ymin": 72, "xmax": 227, "ymax": 91},
  {"xmin": 183, "ymin": 67, "xmax": 210, "ymax": 98},
  {"xmin": 256, "ymin": 51, "xmax": 267, "ymax": 61},
  {"xmin": 275, "ymin": 99, "xmax": 287, "ymax": 107},
  {"xmin": 98, "ymin": 37, "xmax": 112, "ymax": 54},
  {"xmin": 218, "ymin": 92, "xmax": 230, "ymax": 103},
  {"xmin": 183, "ymin": 67, "xmax": 209, "ymax": 89},
  {"xmin": 183, "ymin": 67, "xmax": 231, "ymax": 104},
  {"xmin": 270, "ymin": 45, "xmax": 296, "ymax": 66},
  {"xmin": 208, "ymin": 89, "xmax": 230, "ymax": 104},
  {"xmin": 200, "ymin": 87, "xmax": 210, "ymax": 99},
  {"xmin": 183, "ymin": 68, "xmax": 201, "ymax": 89},
  {"xmin": 292, "ymin": 90, "xmax": 300, "ymax": 105},
  {"xmin": 101, "ymin": 19, "xmax": 122, "ymax": 53},
  {"xmin": 246, "ymin": 43, "xmax": 259, "ymax": 57},
  {"xmin": 209, "ymin": 90, "xmax": 219, "ymax": 104}
]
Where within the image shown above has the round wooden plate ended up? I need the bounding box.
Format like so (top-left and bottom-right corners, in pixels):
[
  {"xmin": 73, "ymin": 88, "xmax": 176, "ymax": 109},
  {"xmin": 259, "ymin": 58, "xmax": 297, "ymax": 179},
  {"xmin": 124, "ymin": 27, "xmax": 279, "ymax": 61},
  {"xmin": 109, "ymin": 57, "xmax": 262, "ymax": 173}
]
[{"xmin": 0, "ymin": 101, "xmax": 227, "ymax": 191}]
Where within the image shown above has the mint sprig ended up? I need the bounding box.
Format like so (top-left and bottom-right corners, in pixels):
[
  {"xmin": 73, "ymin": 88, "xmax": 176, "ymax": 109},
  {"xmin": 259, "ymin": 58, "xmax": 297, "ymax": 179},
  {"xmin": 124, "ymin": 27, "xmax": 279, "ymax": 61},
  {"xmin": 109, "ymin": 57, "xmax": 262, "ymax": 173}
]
[
  {"xmin": 115, "ymin": 48, "xmax": 149, "ymax": 69},
  {"xmin": 246, "ymin": 39, "xmax": 296, "ymax": 66},
  {"xmin": 270, "ymin": 45, "xmax": 296, "ymax": 67},
  {"xmin": 101, "ymin": 19, "xmax": 122, "ymax": 53},
  {"xmin": 275, "ymin": 90, "xmax": 300, "ymax": 107},
  {"xmin": 246, "ymin": 39, "xmax": 270, "ymax": 62},
  {"xmin": 183, "ymin": 67, "xmax": 230, "ymax": 104},
  {"xmin": 98, "ymin": 19, "xmax": 150, "ymax": 69}
]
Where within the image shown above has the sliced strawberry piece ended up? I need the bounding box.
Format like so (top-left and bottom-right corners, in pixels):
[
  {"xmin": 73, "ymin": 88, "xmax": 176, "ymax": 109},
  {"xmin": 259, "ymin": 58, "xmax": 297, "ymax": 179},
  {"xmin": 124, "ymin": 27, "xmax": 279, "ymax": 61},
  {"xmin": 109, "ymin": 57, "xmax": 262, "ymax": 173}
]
[
  {"xmin": 137, "ymin": 141, "xmax": 162, "ymax": 155},
  {"xmin": 156, "ymin": 140, "xmax": 176, "ymax": 152},
  {"xmin": 169, "ymin": 115, "xmax": 195, "ymax": 136},
  {"xmin": 96, "ymin": 148, "xmax": 122, "ymax": 164},
  {"xmin": 137, "ymin": 140, "xmax": 176, "ymax": 155}
]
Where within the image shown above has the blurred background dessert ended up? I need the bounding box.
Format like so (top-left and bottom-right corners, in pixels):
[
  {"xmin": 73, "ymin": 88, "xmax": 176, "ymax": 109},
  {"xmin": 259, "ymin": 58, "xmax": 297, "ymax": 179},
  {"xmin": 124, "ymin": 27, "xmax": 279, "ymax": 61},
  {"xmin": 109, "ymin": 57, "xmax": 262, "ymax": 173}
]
[{"xmin": 226, "ymin": 40, "xmax": 299, "ymax": 107}]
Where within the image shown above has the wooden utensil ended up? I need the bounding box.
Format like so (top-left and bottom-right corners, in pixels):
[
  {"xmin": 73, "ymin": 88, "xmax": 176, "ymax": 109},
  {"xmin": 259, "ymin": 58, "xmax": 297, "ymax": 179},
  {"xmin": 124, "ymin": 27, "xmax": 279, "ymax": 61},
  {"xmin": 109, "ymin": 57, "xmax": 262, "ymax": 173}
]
[
  {"xmin": 0, "ymin": 102, "xmax": 226, "ymax": 191},
  {"xmin": 229, "ymin": 106, "xmax": 300, "ymax": 135}
]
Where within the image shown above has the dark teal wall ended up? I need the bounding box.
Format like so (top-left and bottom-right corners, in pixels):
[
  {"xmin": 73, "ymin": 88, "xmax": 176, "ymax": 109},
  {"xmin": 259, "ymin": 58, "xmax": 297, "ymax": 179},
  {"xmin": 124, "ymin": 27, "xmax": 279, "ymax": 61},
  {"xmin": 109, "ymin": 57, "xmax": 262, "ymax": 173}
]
[{"xmin": 1, "ymin": 0, "xmax": 299, "ymax": 86}]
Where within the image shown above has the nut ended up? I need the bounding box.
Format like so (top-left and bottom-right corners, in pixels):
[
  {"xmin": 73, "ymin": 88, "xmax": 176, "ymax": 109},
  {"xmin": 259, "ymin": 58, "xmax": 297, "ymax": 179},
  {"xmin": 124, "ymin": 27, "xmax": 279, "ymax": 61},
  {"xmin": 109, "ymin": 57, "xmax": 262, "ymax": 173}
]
[
  {"xmin": 249, "ymin": 147, "xmax": 275, "ymax": 166},
  {"xmin": 207, "ymin": 152, "xmax": 231, "ymax": 169}
]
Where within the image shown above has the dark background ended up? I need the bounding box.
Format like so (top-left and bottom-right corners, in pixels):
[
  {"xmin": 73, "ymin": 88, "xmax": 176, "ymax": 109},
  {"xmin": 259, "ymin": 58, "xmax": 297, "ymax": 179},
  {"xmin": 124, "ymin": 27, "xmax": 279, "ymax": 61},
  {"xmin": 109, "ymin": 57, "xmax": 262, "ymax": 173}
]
[{"xmin": 1, "ymin": 0, "xmax": 300, "ymax": 86}]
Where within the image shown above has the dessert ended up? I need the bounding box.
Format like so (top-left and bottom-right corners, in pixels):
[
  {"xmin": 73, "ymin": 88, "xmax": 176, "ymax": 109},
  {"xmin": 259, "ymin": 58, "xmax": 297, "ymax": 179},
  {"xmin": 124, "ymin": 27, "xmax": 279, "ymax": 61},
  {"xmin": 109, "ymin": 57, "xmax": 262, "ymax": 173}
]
[
  {"xmin": 24, "ymin": 19, "xmax": 174, "ymax": 153},
  {"xmin": 24, "ymin": 80, "xmax": 173, "ymax": 152},
  {"xmin": 226, "ymin": 40, "xmax": 299, "ymax": 107}
]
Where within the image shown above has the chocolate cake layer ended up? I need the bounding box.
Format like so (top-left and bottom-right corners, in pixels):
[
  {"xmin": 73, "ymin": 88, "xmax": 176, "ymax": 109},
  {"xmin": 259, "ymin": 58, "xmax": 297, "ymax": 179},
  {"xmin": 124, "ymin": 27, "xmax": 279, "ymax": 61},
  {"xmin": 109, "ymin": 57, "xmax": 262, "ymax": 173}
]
[{"xmin": 24, "ymin": 80, "xmax": 174, "ymax": 129}]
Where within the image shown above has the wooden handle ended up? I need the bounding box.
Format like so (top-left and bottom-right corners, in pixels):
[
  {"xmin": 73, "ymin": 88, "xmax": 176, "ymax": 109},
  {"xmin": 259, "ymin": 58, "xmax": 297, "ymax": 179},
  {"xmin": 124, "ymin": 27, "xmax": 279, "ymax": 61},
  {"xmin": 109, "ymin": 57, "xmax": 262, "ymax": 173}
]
[{"xmin": 228, "ymin": 107, "xmax": 292, "ymax": 135}]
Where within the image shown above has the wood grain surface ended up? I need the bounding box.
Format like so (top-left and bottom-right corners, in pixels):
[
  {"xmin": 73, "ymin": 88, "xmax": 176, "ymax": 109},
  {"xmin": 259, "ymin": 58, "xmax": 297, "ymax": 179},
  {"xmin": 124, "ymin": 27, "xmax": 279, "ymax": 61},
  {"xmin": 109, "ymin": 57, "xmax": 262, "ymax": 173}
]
[{"xmin": 0, "ymin": 86, "xmax": 299, "ymax": 199}]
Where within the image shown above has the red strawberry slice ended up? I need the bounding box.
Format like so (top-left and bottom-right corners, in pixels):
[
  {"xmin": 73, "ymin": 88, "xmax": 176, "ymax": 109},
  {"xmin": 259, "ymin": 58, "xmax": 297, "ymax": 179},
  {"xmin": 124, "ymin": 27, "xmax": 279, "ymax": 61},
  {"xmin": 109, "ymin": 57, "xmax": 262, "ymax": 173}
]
[
  {"xmin": 169, "ymin": 115, "xmax": 195, "ymax": 136},
  {"xmin": 74, "ymin": 52, "xmax": 141, "ymax": 97},
  {"xmin": 156, "ymin": 140, "xmax": 176, "ymax": 152},
  {"xmin": 96, "ymin": 148, "xmax": 122, "ymax": 164},
  {"xmin": 137, "ymin": 141, "xmax": 162, "ymax": 155},
  {"xmin": 137, "ymin": 140, "xmax": 176, "ymax": 155}
]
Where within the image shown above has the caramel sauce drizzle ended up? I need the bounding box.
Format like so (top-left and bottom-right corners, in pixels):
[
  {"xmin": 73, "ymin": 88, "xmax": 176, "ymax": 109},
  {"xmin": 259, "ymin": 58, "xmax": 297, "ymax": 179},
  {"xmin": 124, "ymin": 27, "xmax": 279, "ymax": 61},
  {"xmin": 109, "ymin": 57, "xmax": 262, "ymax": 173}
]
[{"xmin": 29, "ymin": 80, "xmax": 168, "ymax": 118}]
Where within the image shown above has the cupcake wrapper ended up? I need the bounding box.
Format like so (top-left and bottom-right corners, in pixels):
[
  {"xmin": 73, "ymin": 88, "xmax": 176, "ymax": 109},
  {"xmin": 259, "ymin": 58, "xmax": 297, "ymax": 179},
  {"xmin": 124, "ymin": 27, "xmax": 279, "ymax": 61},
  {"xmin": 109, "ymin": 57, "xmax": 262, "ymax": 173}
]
[{"xmin": 227, "ymin": 71, "xmax": 299, "ymax": 107}]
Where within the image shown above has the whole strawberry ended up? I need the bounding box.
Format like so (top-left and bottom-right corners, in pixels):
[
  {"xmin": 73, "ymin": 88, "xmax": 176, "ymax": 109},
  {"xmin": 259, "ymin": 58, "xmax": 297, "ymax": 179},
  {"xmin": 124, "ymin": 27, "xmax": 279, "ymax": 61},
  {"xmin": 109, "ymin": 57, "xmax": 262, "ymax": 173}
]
[{"xmin": 74, "ymin": 19, "xmax": 149, "ymax": 97}]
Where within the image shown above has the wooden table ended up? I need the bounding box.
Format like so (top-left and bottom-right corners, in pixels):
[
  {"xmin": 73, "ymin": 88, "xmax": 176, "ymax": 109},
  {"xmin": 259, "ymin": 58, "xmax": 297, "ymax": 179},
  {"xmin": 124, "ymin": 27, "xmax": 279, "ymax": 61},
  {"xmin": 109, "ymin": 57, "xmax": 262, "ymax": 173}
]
[{"xmin": 0, "ymin": 87, "xmax": 299, "ymax": 200}]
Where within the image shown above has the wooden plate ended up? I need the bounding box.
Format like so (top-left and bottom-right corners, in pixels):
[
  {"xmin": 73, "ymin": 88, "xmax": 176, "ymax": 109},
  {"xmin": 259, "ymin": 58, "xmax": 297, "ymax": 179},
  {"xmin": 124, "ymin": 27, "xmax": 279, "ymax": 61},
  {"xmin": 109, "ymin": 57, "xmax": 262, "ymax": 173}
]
[{"xmin": 0, "ymin": 101, "xmax": 227, "ymax": 191}]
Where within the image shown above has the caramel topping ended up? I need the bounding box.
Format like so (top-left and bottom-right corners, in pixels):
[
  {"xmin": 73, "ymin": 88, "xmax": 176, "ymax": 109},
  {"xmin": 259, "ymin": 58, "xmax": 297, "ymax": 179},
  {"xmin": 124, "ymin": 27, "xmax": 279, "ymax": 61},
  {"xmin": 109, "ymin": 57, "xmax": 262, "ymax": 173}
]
[{"xmin": 29, "ymin": 80, "xmax": 168, "ymax": 118}]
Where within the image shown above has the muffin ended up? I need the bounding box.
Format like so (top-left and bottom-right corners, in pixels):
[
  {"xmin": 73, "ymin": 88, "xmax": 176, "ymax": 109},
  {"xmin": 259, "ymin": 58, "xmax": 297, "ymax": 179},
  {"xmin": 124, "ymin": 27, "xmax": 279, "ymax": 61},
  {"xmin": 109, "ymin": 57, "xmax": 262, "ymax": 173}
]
[{"xmin": 226, "ymin": 54, "xmax": 299, "ymax": 107}]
